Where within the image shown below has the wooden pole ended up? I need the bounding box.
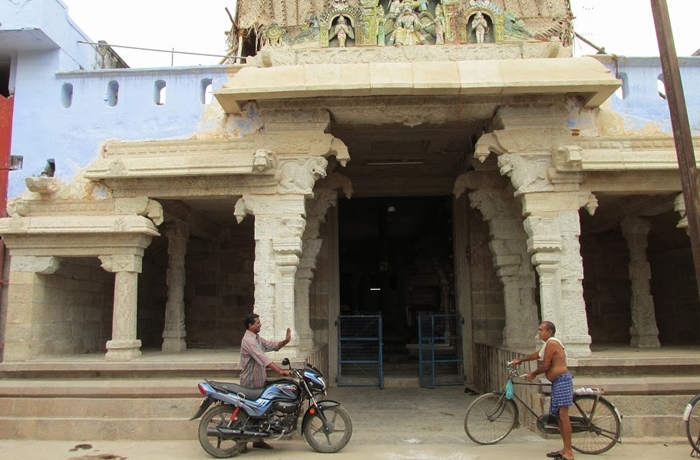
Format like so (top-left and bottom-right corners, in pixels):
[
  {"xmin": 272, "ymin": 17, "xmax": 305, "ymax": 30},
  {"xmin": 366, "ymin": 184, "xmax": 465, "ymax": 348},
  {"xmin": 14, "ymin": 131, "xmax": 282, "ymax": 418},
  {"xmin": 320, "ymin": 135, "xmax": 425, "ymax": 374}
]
[{"xmin": 650, "ymin": 0, "xmax": 700, "ymax": 297}]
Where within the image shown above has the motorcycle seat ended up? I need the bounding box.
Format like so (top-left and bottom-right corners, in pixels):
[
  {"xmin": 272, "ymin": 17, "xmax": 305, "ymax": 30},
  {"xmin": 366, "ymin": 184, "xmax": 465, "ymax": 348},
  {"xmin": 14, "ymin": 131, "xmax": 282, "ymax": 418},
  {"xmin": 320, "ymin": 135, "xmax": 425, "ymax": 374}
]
[{"xmin": 209, "ymin": 381, "xmax": 265, "ymax": 400}]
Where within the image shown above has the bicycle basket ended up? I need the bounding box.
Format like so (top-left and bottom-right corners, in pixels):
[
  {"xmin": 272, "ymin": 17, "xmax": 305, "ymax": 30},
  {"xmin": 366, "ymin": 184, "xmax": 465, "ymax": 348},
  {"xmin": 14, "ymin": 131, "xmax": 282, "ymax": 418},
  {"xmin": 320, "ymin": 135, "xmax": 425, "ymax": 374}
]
[{"xmin": 505, "ymin": 380, "xmax": 514, "ymax": 400}]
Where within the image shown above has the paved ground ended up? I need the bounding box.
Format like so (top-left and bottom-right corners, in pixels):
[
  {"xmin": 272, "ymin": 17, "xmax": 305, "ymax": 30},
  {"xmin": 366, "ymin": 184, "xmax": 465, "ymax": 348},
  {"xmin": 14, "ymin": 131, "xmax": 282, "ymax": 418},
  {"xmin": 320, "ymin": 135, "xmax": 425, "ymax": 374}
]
[
  {"xmin": 0, "ymin": 437, "xmax": 691, "ymax": 460},
  {"xmin": 0, "ymin": 386, "xmax": 692, "ymax": 459}
]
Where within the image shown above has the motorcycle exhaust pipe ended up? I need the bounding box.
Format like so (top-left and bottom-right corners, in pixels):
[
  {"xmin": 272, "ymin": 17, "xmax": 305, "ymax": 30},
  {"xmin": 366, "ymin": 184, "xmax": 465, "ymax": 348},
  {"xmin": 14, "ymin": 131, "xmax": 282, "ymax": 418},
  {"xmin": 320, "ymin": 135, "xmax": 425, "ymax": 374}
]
[{"xmin": 207, "ymin": 427, "xmax": 269, "ymax": 439}]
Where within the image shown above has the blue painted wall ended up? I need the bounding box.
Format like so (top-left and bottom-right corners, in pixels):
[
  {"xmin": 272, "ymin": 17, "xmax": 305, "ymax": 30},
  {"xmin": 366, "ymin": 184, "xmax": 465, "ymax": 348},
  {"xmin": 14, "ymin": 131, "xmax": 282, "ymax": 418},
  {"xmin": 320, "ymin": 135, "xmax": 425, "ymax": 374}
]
[
  {"xmin": 2, "ymin": 0, "xmax": 258, "ymax": 199},
  {"xmin": 594, "ymin": 55, "xmax": 700, "ymax": 134},
  {"xmin": 9, "ymin": 64, "xmax": 247, "ymax": 198}
]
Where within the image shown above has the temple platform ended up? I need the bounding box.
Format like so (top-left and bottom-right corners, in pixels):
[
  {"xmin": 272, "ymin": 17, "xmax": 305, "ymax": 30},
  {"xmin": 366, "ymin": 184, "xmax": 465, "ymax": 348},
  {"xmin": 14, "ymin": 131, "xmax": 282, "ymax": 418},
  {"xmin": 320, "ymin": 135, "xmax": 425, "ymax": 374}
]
[{"xmin": 0, "ymin": 345, "xmax": 698, "ymax": 440}]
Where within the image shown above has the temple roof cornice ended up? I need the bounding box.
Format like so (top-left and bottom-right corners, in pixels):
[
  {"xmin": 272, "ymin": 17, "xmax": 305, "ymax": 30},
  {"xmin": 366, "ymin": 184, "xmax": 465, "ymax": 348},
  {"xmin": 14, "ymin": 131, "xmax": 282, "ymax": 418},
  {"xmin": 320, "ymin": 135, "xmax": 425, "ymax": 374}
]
[{"xmin": 215, "ymin": 57, "xmax": 620, "ymax": 114}]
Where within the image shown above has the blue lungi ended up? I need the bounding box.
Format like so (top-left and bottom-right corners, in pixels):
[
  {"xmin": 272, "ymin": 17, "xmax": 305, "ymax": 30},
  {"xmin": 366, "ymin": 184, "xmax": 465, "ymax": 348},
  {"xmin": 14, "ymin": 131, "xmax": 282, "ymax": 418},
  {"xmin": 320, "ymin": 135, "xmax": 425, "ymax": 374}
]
[{"xmin": 549, "ymin": 371, "xmax": 573, "ymax": 417}]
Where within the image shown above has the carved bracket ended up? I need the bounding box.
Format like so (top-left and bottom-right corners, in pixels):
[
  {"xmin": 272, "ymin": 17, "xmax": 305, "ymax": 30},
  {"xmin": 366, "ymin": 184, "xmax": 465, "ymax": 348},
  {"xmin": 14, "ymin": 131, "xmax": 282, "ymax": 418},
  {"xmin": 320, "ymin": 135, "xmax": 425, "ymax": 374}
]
[
  {"xmin": 277, "ymin": 157, "xmax": 329, "ymax": 196},
  {"xmin": 497, "ymin": 154, "xmax": 554, "ymax": 197},
  {"xmin": 674, "ymin": 193, "xmax": 688, "ymax": 231},
  {"xmin": 99, "ymin": 254, "xmax": 143, "ymax": 273},
  {"xmin": 24, "ymin": 177, "xmax": 61, "ymax": 198},
  {"xmin": 11, "ymin": 256, "xmax": 61, "ymax": 274}
]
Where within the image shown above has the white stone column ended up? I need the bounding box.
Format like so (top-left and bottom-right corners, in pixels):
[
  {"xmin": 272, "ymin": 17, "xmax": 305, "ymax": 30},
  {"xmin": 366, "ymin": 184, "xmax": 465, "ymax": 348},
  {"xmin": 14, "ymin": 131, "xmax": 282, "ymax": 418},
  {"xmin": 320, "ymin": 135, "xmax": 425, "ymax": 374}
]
[
  {"xmin": 243, "ymin": 196, "xmax": 308, "ymax": 356},
  {"xmin": 100, "ymin": 254, "xmax": 143, "ymax": 361},
  {"xmin": 524, "ymin": 209, "xmax": 591, "ymax": 357},
  {"xmin": 621, "ymin": 216, "xmax": 660, "ymax": 348},
  {"xmin": 3, "ymin": 256, "xmax": 61, "ymax": 362},
  {"xmin": 296, "ymin": 190, "xmax": 338, "ymax": 351},
  {"xmin": 559, "ymin": 210, "xmax": 593, "ymax": 354},
  {"xmin": 162, "ymin": 222, "xmax": 189, "ymax": 352},
  {"xmin": 253, "ymin": 215, "xmax": 277, "ymax": 330},
  {"xmin": 469, "ymin": 189, "xmax": 538, "ymax": 350},
  {"xmin": 472, "ymin": 107, "xmax": 595, "ymax": 357},
  {"xmin": 273, "ymin": 214, "xmax": 306, "ymax": 355}
]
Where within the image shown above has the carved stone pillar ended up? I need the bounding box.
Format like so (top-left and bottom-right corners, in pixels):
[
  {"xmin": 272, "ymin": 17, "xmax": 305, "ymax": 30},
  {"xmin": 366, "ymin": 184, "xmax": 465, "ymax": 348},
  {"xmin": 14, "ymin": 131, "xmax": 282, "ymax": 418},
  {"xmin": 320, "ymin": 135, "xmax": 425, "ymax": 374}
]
[
  {"xmin": 472, "ymin": 107, "xmax": 594, "ymax": 357},
  {"xmin": 3, "ymin": 256, "xmax": 61, "ymax": 362},
  {"xmin": 162, "ymin": 222, "xmax": 189, "ymax": 352},
  {"xmin": 100, "ymin": 254, "xmax": 144, "ymax": 361},
  {"xmin": 621, "ymin": 216, "xmax": 660, "ymax": 348},
  {"xmin": 242, "ymin": 195, "xmax": 308, "ymax": 356},
  {"xmin": 273, "ymin": 214, "xmax": 306, "ymax": 354},
  {"xmin": 469, "ymin": 189, "xmax": 538, "ymax": 350},
  {"xmin": 296, "ymin": 189, "xmax": 338, "ymax": 350},
  {"xmin": 295, "ymin": 266, "xmax": 316, "ymax": 350},
  {"xmin": 524, "ymin": 208, "xmax": 592, "ymax": 357}
]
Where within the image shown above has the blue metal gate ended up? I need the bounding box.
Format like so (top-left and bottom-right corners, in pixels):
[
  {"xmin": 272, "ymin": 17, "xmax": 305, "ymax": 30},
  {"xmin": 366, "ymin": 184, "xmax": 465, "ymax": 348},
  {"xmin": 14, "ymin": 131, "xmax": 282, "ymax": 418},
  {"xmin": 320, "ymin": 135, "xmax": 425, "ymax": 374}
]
[
  {"xmin": 337, "ymin": 314, "xmax": 383, "ymax": 388},
  {"xmin": 418, "ymin": 314, "xmax": 464, "ymax": 388}
]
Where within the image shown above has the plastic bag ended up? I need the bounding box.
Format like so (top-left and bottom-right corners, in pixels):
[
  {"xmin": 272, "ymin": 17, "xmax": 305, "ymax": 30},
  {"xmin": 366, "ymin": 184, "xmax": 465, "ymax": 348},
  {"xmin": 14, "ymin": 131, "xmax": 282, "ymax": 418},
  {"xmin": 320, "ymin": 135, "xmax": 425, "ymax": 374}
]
[{"xmin": 505, "ymin": 380, "xmax": 514, "ymax": 400}]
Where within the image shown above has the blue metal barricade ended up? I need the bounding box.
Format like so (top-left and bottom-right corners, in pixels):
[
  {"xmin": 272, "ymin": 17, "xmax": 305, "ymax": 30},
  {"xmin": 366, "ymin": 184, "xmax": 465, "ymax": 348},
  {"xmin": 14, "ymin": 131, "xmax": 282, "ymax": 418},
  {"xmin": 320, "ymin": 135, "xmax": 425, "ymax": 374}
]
[
  {"xmin": 337, "ymin": 314, "xmax": 383, "ymax": 388},
  {"xmin": 418, "ymin": 313, "xmax": 464, "ymax": 388}
]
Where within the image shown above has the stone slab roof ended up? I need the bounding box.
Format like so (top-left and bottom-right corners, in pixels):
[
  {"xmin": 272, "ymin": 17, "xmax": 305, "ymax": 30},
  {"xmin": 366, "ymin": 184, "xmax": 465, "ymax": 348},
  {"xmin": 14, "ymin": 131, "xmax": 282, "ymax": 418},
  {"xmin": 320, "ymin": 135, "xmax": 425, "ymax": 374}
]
[{"xmin": 215, "ymin": 56, "xmax": 621, "ymax": 113}]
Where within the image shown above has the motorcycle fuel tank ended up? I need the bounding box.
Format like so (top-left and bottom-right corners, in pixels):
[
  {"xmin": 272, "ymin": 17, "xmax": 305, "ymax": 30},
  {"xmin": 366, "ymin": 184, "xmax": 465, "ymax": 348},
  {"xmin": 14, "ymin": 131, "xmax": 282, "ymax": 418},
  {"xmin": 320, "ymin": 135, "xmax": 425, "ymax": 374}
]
[{"xmin": 262, "ymin": 382, "xmax": 301, "ymax": 401}]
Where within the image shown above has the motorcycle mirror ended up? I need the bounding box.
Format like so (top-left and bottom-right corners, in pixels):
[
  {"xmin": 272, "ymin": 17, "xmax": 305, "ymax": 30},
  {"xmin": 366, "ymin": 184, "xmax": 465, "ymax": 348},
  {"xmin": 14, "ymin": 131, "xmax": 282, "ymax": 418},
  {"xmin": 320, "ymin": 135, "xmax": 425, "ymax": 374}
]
[{"xmin": 282, "ymin": 358, "xmax": 290, "ymax": 366}]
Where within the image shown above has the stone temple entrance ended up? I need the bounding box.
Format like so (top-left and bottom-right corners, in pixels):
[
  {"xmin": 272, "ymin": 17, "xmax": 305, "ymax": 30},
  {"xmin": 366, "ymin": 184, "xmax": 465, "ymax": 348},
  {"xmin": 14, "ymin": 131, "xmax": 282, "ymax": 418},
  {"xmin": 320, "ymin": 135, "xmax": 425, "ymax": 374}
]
[{"xmin": 338, "ymin": 196, "xmax": 456, "ymax": 382}]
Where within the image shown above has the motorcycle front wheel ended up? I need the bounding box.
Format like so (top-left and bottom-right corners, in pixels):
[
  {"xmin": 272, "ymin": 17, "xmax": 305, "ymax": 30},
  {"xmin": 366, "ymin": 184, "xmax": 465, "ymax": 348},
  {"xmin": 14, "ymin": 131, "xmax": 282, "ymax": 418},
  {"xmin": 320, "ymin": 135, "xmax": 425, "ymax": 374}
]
[
  {"xmin": 303, "ymin": 405, "xmax": 353, "ymax": 453},
  {"xmin": 198, "ymin": 405, "xmax": 248, "ymax": 458}
]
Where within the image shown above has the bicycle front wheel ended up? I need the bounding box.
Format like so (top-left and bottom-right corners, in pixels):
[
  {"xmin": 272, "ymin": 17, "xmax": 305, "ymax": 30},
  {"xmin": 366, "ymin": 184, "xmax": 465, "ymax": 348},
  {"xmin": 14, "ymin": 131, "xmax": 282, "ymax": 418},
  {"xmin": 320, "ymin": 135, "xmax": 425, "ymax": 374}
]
[
  {"xmin": 464, "ymin": 392, "xmax": 518, "ymax": 445},
  {"xmin": 685, "ymin": 397, "xmax": 700, "ymax": 455},
  {"xmin": 570, "ymin": 395, "xmax": 621, "ymax": 454}
]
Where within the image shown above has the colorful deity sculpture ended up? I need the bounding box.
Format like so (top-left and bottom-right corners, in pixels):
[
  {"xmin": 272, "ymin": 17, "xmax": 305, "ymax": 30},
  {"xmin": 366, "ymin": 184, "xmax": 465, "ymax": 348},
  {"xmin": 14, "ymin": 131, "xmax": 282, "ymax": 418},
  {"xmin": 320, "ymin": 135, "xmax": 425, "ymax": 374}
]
[
  {"xmin": 389, "ymin": 2, "xmax": 428, "ymax": 46},
  {"xmin": 329, "ymin": 16, "xmax": 355, "ymax": 47}
]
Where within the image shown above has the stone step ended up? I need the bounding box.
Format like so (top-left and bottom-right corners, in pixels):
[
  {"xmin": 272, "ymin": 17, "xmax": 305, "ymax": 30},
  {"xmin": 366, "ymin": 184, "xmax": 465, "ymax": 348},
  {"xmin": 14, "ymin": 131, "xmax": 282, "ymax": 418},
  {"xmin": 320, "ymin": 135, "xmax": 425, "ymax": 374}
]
[
  {"xmin": 571, "ymin": 355, "xmax": 700, "ymax": 377},
  {"xmin": 570, "ymin": 375, "xmax": 700, "ymax": 395},
  {"xmin": 0, "ymin": 378, "xmax": 203, "ymax": 398},
  {"xmin": 0, "ymin": 416, "xmax": 196, "ymax": 440},
  {"xmin": 0, "ymin": 397, "xmax": 200, "ymax": 419}
]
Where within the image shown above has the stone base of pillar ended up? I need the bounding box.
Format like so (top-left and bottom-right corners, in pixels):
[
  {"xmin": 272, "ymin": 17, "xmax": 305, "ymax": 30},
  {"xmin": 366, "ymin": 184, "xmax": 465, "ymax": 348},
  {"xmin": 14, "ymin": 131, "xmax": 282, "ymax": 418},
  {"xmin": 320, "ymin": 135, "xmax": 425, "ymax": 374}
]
[
  {"xmin": 105, "ymin": 339, "xmax": 143, "ymax": 361},
  {"xmin": 162, "ymin": 337, "xmax": 187, "ymax": 353},
  {"xmin": 270, "ymin": 345, "xmax": 299, "ymax": 360},
  {"xmin": 631, "ymin": 335, "xmax": 660, "ymax": 348},
  {"xmin": 297, "ymin": 338, "xmax": 314, "ymax": 352},
  {"xmin": 563, "ymin": 335, "xmax": 592, "ymax": 358}
]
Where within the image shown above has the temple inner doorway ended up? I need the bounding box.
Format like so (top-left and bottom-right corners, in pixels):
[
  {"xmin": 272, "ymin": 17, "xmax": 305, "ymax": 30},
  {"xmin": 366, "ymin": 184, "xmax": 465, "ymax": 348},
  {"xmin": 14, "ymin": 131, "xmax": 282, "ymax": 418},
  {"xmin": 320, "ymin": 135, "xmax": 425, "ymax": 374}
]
[{"xmin": 338, "ymin": 195, "xmax": 456, "ymax": 380}]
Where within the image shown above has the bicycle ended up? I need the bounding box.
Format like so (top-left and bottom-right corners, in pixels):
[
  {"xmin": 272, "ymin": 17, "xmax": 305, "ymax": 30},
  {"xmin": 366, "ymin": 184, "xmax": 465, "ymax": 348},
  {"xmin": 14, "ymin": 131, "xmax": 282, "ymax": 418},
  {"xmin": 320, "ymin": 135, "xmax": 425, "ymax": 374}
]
[
  {"xmin": 464, "ymin": 365, "xmax": 622, "ymax": 454},
  {"xmin": 683, "ymin": 394, "xmax": 700, "ymax": 457}
]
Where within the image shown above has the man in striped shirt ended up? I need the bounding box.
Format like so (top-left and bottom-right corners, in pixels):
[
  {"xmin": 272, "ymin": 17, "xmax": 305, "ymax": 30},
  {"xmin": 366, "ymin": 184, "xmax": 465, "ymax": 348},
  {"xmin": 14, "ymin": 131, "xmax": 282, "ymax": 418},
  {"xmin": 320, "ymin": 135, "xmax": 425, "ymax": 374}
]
[
  {"xmin": 240, "ymin": 313, "xmax": 292, "ymax": 450},
  {"xmin": 241, "ymin": 313, "xmax": 292, "ymax": 388}
]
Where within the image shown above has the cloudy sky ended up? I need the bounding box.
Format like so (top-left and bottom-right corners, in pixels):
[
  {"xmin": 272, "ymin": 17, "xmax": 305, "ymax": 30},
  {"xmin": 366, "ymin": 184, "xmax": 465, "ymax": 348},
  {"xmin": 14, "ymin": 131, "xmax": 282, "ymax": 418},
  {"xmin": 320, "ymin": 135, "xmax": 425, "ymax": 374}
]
[{"xmin": 59, "ymin": 0, "xmax": 699, "ymax": 68}]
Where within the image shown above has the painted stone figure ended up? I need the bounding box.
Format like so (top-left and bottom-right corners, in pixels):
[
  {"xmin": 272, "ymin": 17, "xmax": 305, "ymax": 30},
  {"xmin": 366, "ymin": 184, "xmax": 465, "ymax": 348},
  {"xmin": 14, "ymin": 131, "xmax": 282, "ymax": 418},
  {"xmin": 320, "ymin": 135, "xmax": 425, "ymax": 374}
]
[
  {"xmin": 329, "ymin": 16, "xmax": 354, "ymax": 47},
  {"xmin": 431, "ymin": 4, "xmax": 446, "ymax": 45},
  {"xmin": 471, "ymin": 11, "xmax": 489, "ymax": 43},
  {"xmin": 377, "ymin": 5, "xmax": 387, "ymax": 46},
  {"xmin": 389, "ymin": 2, "xmax": 428, "ymax": 46},
  {"xmin": 416, "ymin": 0, "xmax": 429, "ymax": 12},
  {"xmin": 389, "ymin": 0, "xmax": 402, "ymax": 15},
  {"xmin": 294, "ymin": 13, "xmax": 320, "ymax": 44}
]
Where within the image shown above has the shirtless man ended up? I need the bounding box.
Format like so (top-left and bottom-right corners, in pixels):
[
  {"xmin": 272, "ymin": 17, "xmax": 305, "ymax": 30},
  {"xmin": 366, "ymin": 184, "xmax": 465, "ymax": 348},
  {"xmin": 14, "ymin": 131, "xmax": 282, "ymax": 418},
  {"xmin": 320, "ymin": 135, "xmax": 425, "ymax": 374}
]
[{"xmin": 511, "ymin": 321, "xmax": 574, "ymax": 460}]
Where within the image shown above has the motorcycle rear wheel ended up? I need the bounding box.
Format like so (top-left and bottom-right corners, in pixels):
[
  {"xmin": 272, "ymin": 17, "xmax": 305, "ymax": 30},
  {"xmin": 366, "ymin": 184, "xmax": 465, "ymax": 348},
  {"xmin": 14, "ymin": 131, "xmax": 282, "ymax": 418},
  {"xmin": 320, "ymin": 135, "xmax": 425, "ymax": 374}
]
[
  {"xmin": 303, "ymin": 405, "xmax": 353, "ymax": 453},
  {"xmin": 198, "ymin": 405, "xmax": 248, "ymax": 458}
]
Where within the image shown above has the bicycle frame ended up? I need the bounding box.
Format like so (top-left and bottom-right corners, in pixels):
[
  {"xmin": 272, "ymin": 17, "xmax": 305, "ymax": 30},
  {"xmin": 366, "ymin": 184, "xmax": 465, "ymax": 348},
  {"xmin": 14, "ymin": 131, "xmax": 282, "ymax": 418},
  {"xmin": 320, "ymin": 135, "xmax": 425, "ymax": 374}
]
[{"xmin": 503, "ymin": 369, "xmax": 621, "ymax": 444}]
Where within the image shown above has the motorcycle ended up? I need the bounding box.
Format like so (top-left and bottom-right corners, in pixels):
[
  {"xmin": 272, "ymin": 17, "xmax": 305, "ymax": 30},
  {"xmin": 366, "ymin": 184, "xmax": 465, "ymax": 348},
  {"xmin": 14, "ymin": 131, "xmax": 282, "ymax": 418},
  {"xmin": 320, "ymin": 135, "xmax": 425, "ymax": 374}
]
[{"xmin": 190, "ymin": 358, "xmax": 353, "ymax": 458}]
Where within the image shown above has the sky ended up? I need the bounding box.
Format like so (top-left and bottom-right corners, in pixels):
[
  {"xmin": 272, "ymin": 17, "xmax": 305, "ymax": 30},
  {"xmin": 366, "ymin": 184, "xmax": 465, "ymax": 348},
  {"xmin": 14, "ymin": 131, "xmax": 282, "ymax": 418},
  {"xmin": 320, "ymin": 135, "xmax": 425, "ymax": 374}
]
[{"xmin": 59, "ymin": 0, "xmax": 700, "ymax": 69}]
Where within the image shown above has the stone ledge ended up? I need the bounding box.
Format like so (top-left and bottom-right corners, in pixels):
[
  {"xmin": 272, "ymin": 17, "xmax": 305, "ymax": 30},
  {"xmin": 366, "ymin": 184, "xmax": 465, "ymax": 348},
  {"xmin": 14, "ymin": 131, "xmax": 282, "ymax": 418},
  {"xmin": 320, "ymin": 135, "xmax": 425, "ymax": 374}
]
[
  {"xmin": 215, "ymin": 57, "xmax": 620, "ymax": 113},
  {"xmin": 571, "ymin": 356, "xmax": 700, "ymax": 368},
  {"xmin": 0, "ymin": 379, "xmax": 203, "ymax": 398},
  {"xmin": 548, "ymin": 376, "xmax": 700, "ymax": 395}
]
